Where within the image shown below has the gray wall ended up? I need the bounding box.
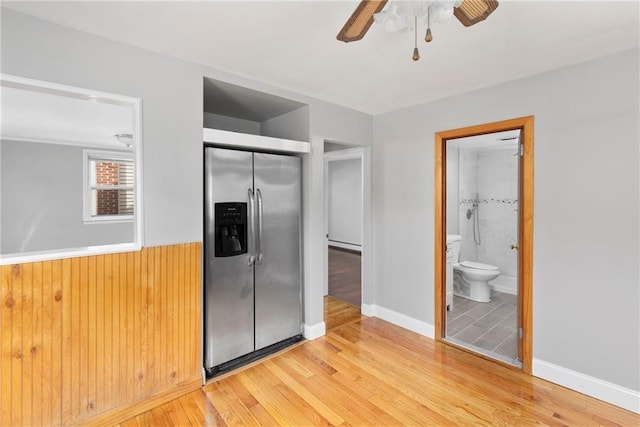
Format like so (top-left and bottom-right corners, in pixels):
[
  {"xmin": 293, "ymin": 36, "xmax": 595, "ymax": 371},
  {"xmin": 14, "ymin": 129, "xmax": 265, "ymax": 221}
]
[
  {"xmin": 1, "ymin": 140, "xmax": 132, "ymax": 253},
  {"xmin": 261, "ymin": 106, "xmax": 310, "ymax": 142},
  {"xmin": 203, "ymin": 108, "xmax": 311, "ymax": 141},
  {"xmin": 203, "ymin": 112, "xmax": 260, "ymax": 135},
  {"xmin": 310, "ymin": 101, "xmax": 372, "ymax": 146},
  {"xmin": 1, "ymin": 2, "xmax": 636, "ymax": 403},
  {"xmin": 373, "ymin": 48, "xmax": 639, "ymax": 391},
  {"xmin": 1, "ymin": 9, "xmax": 371, "ymax": 246},
  {"xmin": 328, "ymin": 158, "xmax": 362, "ymax": 246},
  {"xmin": 1, "ymin": 9, "xmax": 372, "ymax": 332}
]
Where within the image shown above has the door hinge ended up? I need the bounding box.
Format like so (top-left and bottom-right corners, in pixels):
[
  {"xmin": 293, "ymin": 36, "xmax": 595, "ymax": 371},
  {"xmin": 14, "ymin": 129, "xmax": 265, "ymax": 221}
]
[
  {"xmin": 519, "ymin": 143, "xmax": 524, "ymax": 157},
  {"xmin": 518, "ymin": 327, "xmax": 523, "ymax": 339}
]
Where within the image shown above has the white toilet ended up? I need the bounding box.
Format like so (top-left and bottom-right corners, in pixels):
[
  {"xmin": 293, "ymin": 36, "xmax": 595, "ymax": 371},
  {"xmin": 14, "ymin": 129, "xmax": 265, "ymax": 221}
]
[{"xmin": 447, "ymin": 235, "xmax": 500, "ymax": 303}]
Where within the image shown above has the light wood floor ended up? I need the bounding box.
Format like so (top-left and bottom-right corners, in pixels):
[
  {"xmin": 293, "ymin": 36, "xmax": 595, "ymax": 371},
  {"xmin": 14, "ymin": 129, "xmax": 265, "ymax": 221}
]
[{"xmin": 118, "ymin": 298, "xmax": 639, "ymax": 426}]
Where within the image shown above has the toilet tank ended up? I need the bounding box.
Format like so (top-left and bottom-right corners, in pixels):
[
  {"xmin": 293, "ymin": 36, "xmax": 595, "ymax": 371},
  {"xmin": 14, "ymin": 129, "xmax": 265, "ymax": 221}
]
[{"xmin": 446, "ymin": 234, "xmax": 462, "ymax": 263}]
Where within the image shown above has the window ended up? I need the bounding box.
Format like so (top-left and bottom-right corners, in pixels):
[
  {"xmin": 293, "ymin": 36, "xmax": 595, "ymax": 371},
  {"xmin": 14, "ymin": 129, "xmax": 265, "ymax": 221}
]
[{"xmin": 84, "ymin": 150, "xmax": 134, "ymax": 222}]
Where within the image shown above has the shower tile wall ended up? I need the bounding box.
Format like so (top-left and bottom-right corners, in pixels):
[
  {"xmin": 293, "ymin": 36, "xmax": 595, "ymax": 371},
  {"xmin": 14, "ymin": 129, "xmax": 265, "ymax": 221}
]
[
  {"xmin": 458, "ymin": 149, "xmax": 480, "ymax": 262},
  {"xmin": 458, "ymin": 147, "xmax": 519, "ymax": 285}
]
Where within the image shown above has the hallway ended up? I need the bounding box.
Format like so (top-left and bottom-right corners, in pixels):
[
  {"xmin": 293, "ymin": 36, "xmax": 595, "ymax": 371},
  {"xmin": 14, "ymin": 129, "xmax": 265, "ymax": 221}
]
[{"xmin": 328, "ymin": 247, "xmax": 361, "ymax": 307}]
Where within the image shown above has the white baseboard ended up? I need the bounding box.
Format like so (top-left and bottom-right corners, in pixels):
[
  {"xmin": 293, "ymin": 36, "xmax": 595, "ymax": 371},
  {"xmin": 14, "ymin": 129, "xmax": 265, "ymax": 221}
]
[
  {"xmin": 533, "ymin": 358, "xmax": 640, "ymax": 414},
  {"xmin": 489, "ymin": 274, "xmax": 517, "ymax": 295},
  {"xmin": 303, "ymin": 321, "xmax": 326, "ymax": 340},
  {"xmin": 360, "ymin": 308, "xmax": 640, "ymax": 414},
  {"xmin": 360, "ymin": 303, "xmax": 434, "ymax": 339},
  {"xmin": 361, "ymin": 303, "xmax": 376, "ymax": 317},
  {"xmin": 490, "ymin": 284, "xmax": 517, "ymax": 295}
]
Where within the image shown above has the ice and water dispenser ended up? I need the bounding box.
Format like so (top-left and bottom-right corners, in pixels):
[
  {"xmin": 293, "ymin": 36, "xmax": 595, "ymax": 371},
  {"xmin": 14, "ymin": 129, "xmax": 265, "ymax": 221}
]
[{"xmin": 214, "ymin": 202, "xmax": 248, "ymax": 257}]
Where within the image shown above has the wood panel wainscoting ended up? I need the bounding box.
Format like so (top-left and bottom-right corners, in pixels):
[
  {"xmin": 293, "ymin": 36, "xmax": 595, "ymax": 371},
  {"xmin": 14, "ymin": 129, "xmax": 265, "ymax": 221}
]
[{"xmin": 0, "ymin": 242, "xmax": 202, "ymax": 426}]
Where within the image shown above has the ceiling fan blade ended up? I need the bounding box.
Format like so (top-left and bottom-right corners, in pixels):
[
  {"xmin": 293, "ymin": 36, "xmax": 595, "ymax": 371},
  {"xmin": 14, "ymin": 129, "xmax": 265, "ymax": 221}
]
[
  {"xmin": 337, "ymin": 0, "xmax": 389, "ymax": 43},
  {"xmin": 454, "ymin": 0, "xmax": 499, "ymax": 27}
]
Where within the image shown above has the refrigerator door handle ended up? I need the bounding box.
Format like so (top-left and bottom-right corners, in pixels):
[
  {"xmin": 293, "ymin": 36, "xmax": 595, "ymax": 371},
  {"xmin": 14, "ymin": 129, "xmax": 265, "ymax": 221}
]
[
  {"xmin": 256, "ymin": 188, "xmax": 264, "ymax": 265},
  {"xmin": 247, "ymin": 188, "xmax": 256, "ymax": 266}
]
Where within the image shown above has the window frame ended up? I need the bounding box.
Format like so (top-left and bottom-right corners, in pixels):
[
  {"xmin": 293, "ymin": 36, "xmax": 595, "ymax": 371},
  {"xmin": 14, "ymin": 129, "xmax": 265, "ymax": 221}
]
[
  {"xmin": 83, "ymin": 149, "xmax": 135, "ymax": 223},
  {"xmin": 0, "ymin": 72, "xmax": 144, "ymax": 266}
]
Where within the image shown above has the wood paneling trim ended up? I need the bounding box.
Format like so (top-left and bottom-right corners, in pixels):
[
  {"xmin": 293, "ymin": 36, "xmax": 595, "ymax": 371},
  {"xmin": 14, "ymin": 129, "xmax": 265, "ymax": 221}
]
[
  {"xmin": 434, "ymin": 116, "xmax": 534, "ymax": 373},
  {"xmin": 434, "ymin": 134, "xmax": 445, "ymax": 341},
  {"xmin": 519, "ymin": 116, "xmax": 534, "ymax": 374},
  {"xmin": 0, "ymin": 243, "xmax": 202, "ymax": 426},
  {"xmin": 78, "ymin": 377, "xmax": 202, "ymax": 427}
]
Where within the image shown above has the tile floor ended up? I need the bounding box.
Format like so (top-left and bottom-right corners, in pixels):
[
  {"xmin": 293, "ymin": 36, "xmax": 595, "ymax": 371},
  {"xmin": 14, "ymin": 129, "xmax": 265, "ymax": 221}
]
[{"xmin": 445, "ymin": 291, "xmax": 520, "ymax": 365}]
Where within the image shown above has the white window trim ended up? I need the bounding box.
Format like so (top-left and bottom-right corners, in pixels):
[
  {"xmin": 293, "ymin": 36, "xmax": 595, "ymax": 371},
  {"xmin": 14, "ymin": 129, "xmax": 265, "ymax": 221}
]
[
  {"xmin": 0, "ymin": 73, "xmax": 144, "ymax": 266},
  {"xmin": 83, "ymin": 149, "xmax": 135, "ymax": 223}
]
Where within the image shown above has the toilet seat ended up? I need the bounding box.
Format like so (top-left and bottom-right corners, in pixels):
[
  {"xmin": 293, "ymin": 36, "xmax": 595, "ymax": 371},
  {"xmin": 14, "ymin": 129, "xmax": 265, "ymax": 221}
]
[{"xmin": 460, "ymin": 261, "xmax": 499, "ymax": 271}]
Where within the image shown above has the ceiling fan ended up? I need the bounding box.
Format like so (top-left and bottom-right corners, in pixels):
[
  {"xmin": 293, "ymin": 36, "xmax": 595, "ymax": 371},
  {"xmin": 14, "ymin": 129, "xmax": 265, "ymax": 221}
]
[{"xmin": 337, "ymin": 0, "xmax": 499, "ymax": 43}]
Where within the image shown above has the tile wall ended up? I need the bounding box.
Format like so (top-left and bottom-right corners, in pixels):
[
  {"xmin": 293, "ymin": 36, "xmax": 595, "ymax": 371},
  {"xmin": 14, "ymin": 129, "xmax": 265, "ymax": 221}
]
[{"xmin": 456, "ymin": 144, "xmax": 519, "ymax": 293}]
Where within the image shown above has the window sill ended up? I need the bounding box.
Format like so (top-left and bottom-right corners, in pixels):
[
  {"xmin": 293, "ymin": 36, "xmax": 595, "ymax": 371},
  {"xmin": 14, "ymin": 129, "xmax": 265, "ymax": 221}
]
[
  {"xmin": 83, "ymin": 216, "xmax": 134, "ymax": 224},
  {"xmin": 0, "ymin": 242, "xmax": 142, "ymax": 266}
]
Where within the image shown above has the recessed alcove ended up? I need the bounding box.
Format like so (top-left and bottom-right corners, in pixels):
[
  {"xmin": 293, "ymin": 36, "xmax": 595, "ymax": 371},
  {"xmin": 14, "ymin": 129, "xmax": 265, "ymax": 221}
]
[{"xmin": 203, "ymin": 78, "xmax": 309, "ymax": 142}]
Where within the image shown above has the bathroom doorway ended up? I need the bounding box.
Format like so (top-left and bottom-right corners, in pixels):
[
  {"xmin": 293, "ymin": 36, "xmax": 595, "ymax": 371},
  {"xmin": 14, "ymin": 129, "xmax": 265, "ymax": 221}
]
[{"xmin": 434, "ymin": 116, "xmax": 533, "ymax": 373}]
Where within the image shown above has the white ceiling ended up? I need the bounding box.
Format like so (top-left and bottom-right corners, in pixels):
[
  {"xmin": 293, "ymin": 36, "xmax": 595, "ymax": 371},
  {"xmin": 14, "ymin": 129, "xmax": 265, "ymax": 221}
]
[
  {"xmin": 3, "ymin": 1, "xmax": 639, "ymax": 115},
  {"xmin": 1, "ymin": 83, "xmax": 135, "ymax": 149}
]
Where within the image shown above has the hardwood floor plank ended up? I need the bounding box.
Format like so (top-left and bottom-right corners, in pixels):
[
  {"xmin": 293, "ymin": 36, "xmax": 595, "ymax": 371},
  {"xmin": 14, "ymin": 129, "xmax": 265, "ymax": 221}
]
[
  {"xmin": 345, "ymin": 325, "xmax": 559, "ymax": 424},
  {"xmin": 235, "ymin": 368, "xmax": 306, "ymax": 425},
  {"xmin": 328, "ymin": 336, "xmax": 495, "ymax": 424},
  {"xmin": 305, "ymin": 338, "xmax": 452, "ymax": 425},
  {"xmin": 272, "ymin": 382, "xmax": 333, "ymax": 426},
  {"xmin": 308, "ymin": 370, "xmax": 405, "ymax": 426},
  {"xmin": 222, "ymin": 375, "xmax": 259, "ymax": 409},
  {"xmin": 177, "ymin": 392, "xmax": 209, "ymax": 426},
  {"xmin": 324, "ymin": 297, "xmax": 362, "ymax": 331},
  {"xmin": 204, "ymin": 378, "xmax": 261, "ymax": 426},
  {"xmin": 149, "ymin": 403, "xmax": 172, "ymax": 427},
  {"xmin": 263, "ymin": 358, "xmax": 345, "ymax": 426},
  {"xmin": 121, "ymin": 298, "xmax": 640, "ymax": 427},
  {"xmin": 191, "ymin": 388, "xmax": 227, "ymax": 426}
]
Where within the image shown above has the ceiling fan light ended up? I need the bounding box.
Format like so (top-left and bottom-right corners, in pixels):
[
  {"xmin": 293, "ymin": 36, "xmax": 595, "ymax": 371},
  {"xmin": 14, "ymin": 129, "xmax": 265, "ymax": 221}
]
[
  {"xmin": 375, "ymin": 8, "xmax": 409, "ymax": 32},
  {"xmin": 412, "ymin": 15, "xmax": 420, "ymax": 61},
  {"xmin": 454, "ymin": 0, "xmax": 499, "ymax": 27},
  {"xmin": 412, "ymin": 47, "xmax": 420, "ymax": 61},
  {"xmin": 114, "ymin": 133, "xmax": 134, "ymax": 148},
  {"xmin": 425, "ymin": 27, "xmax": 433, "ymax": 42},
  {"xmin": 430, "ymin": 2, "xmax": 456, "ymax": 23},
  {"xmin": 337, "ymin": 0, "xmax": 389, "ymax": 42},
  {"xmin": 397, "ymin": 1, "xmax": 429, "ymax": 18}
]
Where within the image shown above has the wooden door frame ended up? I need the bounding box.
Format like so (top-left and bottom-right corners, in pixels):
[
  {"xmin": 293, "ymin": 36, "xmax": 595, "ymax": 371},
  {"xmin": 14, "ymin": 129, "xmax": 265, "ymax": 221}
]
[{"xmin": 434, "ymin": 116, "xmax": 534, "ymax": 374}]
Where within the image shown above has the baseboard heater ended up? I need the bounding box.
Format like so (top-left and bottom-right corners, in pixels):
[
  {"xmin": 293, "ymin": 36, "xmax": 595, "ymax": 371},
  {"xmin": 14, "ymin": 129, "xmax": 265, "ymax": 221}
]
[{"xmin": 328, "ymin": 240, "xmax": 362, "ymax": 253}]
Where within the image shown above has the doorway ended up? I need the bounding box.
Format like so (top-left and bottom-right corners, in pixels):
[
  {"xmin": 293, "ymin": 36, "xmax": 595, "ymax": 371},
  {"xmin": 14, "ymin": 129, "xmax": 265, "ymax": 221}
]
[
  {"xmin": 434, "ymin": 116, "xmax": 534, "ymax": 373},
  {"xmin": 323, "ymin": 144, "xmax": 364, "ymax": 328}
]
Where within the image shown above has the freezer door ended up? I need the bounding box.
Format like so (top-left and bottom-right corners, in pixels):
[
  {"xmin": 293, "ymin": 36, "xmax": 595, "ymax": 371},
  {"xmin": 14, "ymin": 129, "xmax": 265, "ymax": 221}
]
[
  {"xmin": 253, "ymin": 152, "xmax": 302, "ymax": 350},
  {"xmin": 204, "ymin": 147, "xmax": 255, "ymax": 369}
]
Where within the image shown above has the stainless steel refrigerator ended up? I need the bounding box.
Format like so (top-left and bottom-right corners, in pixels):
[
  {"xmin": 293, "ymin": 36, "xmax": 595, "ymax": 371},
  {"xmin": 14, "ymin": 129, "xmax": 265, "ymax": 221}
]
[{"xmin": 204, "ymin": 146, "xmax": 302, "ymax": 376}]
